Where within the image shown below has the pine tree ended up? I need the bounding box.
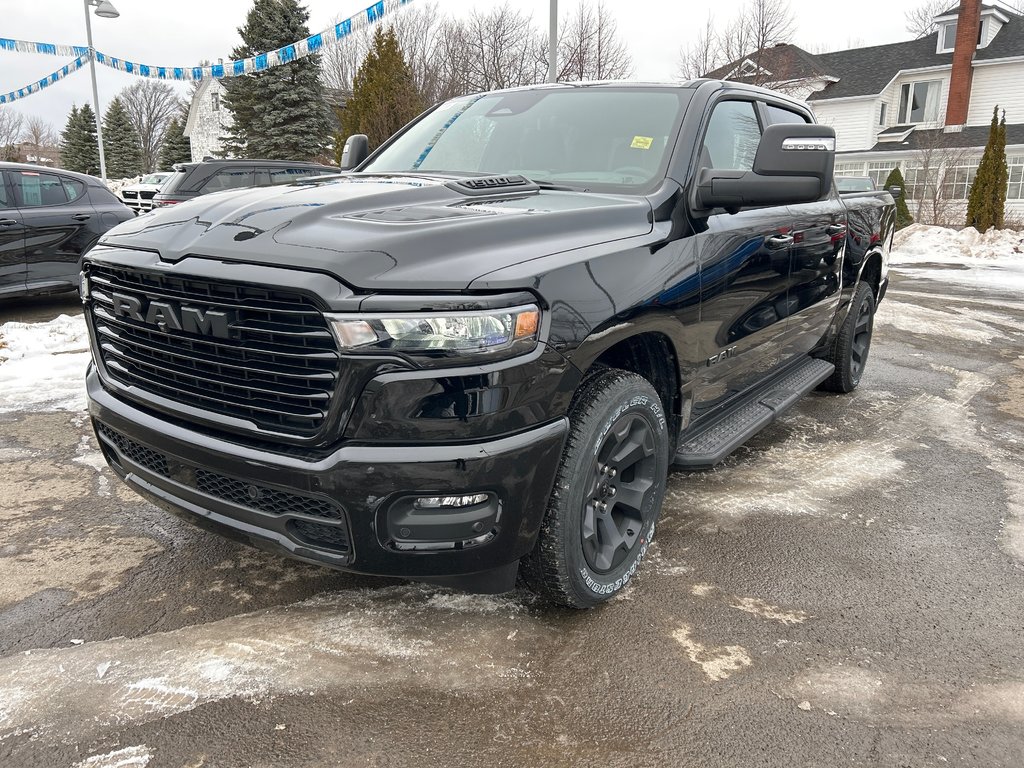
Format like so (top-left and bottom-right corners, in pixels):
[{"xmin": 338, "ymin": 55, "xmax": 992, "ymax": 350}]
[
  {"xmin": 158, "ymin": 117, "xmax": 192, "ymax": 168},
  {"xmin": 342, "ymin": 26, "xmax": 422, "ymax": 151},
  {"xmin": 103, "ymin": 98, "xmax": 144, "ymax": 178},
  {"xmin": 966, "ymin": 106, "xmax": 1009, "ymax": 231},
  {"xmin": 221, "ymin": 0, "xmax": 331, "ymax": 160},
  {"xmin": 61, "ymin": 103, "xmax": 101, "ymax": 175},
  {"xmin": 883, "ymin": 168, "xmax": 914, "ymax": 230}
]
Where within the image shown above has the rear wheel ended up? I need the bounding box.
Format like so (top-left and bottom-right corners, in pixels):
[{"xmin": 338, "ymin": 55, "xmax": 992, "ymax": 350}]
[
  {"xmin": 520, "ymin": 368, "xmax": 669, "ymax": 608},
  {"xmin": 820, "ymin": 282, "xmax": 876, "ymax": 393}
]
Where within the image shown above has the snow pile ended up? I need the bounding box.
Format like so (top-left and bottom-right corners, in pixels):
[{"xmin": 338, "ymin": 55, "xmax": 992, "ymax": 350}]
[
  {"xmin": 106, "ymin": 177, "xmax": 142, "ymax": 197},
  {"xmin": 0, "ymin": 314, "xmax": 90, "ymax": 413},
  {"xmin": 891, "ymin": 224, "xmax": 1024, "ymax": 264}
]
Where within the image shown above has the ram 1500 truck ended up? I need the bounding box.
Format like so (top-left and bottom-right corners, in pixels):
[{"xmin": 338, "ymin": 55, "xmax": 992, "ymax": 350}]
[{"xmin": 82, "ymin": 80, "xmax": 895, "ymax": 608}]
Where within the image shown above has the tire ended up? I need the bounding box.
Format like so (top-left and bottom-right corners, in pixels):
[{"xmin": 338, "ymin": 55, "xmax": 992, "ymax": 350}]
[
  {"xmin": 520, "ymin": 368, "xmax": 669, "ymax": 608},
  {"xmin": 819, "ymin": 282, "xmax": 876, "ymax": 393}
]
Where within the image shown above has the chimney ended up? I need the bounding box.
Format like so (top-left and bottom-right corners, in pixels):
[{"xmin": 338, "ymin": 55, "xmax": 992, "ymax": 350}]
[{"xmin": 945, "ymin": 0, "xmax": 982, "ymax": 126}]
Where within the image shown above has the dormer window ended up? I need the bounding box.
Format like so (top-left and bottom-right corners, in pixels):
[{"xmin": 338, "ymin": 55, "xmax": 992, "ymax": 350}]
[{"xmin": 939, "ymin": 21, "xmax": 958, "ymax": 53}]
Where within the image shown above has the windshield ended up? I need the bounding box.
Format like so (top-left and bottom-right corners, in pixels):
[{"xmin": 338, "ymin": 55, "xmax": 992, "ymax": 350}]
[
  {"xmin": 836, "ymin": 177, "xmax": 874, "ymax": 193},
  {"xmin": 363, "ymin": 88, "xmax": 689, "ymax": 192},
  {"xmin": 142, "ymin": 173, "xmax": 170, "ymax": 185}
]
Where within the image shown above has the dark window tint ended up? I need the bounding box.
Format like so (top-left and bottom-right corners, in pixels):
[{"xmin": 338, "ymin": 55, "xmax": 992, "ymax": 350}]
[
  {"xmin": 200, "ymin": 167, "xmax": 254, "ymax": 193},
  {"xmin": 12, "ymin": 171, "xmax": 68, "ymax": 207},
  {"xmin": 61, "ymin": 178, "xmax": 87, "ymax": 203},
  {"xmin": 765, "ymin": 104, "xmax": 811, "ymax": 125},
  {"xmin": 703, "ymin": 100, "xmax": 762, "ymax": 171},
  {"xmin": 0, "ymin": 174, "xmax": 8, "ymax": 207}
]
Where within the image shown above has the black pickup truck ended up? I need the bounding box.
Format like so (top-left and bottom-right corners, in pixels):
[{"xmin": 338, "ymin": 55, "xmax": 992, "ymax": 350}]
[{"xmin": 82, "ymin": 81, "xmax": 895, "ymax": 608}]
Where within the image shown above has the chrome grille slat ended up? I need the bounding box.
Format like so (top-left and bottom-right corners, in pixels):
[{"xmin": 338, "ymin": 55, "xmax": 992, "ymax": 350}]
[{"xmin": 88, "ymin": 264, "xmax": 341, "ymax": 437}]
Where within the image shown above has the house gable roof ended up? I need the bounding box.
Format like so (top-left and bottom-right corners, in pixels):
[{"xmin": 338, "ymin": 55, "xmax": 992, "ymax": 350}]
[{"xmin": 704, "ymin": 5, "xmax": 1024, "ymax": 103}]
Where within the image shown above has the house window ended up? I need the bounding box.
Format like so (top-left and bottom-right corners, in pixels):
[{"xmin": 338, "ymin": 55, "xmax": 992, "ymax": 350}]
[
  {"xmin": 211, "ymin": 92, "xmax": 220, "ymax": 112},
  {"xmin": 940, "ymin": 159, "xmax": 980, "ymax": 200},
  {"xmin": 867, "ymin": 160, "xmax": 898, "ymax": 187},
  {"xmin": 878, "ymin": 103, "xmax": 887, "ymax": 127},
  {"xmin": 1007, "ymin": 155, "xmax": 1024, "ymax": 200},
  {"xmin": 834, "ymin": 162, "xmax": 867, "ymax": 177},
  {"xmin": 898, "ymin": 80, "xmax": 941, "ymax": 124},
  {"xmin": 940, "ymin": 22, "xmax": 957, "ymax": 52}
]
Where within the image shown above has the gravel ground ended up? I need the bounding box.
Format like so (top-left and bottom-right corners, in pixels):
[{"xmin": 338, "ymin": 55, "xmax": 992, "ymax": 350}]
[{"xmin": 1, "ymin": 267, "xmax": 1022, "ymax": 768}]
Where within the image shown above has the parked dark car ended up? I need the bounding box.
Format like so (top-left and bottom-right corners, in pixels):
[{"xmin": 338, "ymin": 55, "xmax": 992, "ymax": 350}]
[
  {"xmin": 84, "ymin": 81, "xmax": 896, "ymax": 607},
  {"xmin": 152, "ymin": 158, "xmax": 340, "ymax": 208},
  {"xmin": 0, "ymin": 162, "xmax": 133, "ymax": 299}
]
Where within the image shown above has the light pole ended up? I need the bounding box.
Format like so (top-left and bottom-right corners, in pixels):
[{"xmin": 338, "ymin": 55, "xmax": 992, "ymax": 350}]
[
  {"xmin": 83, "ymin": 0, "xmax": 119, "ymax": 183},
  {"xmin": 547, "ymin": 0, "xmax": 557, "ymax": 83}
]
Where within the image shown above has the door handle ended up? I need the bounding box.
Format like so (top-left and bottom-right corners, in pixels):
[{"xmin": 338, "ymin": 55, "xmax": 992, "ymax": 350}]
[
  {"xmin": 826, "ymin": 224, "xmax": 847, "ymax": 235},
  {"xmin": 765, "ymin": 234, "xmax": 794, "ymax": 249},
  {"xmin": 0, "ymin": 218, "xmax": 17, "ymax": 226},
  {"xmin": 71, "ymin": 214, "xmax": 92, "ymax": 221}
]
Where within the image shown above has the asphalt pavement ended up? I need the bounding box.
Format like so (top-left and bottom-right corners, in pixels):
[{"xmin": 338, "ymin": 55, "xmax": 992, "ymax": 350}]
[{"xmin": 1, "ymin": 270, "xmax": 1022, "ymax": 768}]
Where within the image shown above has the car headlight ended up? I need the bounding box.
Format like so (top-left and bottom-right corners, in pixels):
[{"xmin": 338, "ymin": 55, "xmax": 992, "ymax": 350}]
[{"xmin": 325, "ymin": 304, "xmax": 541, "ymax": 361}]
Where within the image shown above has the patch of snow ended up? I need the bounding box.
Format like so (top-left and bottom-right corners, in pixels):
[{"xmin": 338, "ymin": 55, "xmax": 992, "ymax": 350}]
[
  {"xmin": 0, "ymin": 314, "xmax": 89, "ymax": 413},
  {"xmin": 74, "ymin": 745, "xmax": 152, "ymax": 768},
  {"xmin": 890, "ymin": 224, "xmax": 1024, "ymax": 291},
  {"xmin": 672, "ymin": 624, "xmax": 752, "ymax": 681},
  {"xmin": 891, "ymin": 224, "xmax": 1024, "ymax": 263}
]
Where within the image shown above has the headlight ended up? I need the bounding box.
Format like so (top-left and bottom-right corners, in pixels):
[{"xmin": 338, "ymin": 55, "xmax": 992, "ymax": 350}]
[{"xmin": 325, "ymin": 304, "xmax": 541, "ymax": 361}]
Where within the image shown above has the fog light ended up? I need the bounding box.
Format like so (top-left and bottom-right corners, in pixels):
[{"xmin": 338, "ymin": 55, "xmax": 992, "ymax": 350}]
[{"xmin": 413, "ymin": 493, "xmax": 488, "ymax": 509}]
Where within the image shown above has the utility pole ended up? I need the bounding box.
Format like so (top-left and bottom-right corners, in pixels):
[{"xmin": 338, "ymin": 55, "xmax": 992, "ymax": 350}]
[
  {"xmin": 83, "ymin": 0, "xmax": 120, "ymax": 183},
  {"xmin": 547, "ymin": 0, "xmax": 557, "ymax": 83}
]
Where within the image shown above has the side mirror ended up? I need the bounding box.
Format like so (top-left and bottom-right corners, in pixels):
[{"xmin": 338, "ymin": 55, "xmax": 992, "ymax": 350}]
[
  {"xmin": 696, "ymin": 124, "xmax": 836, "ymax": 213},
  {"xmin": 341, "ymin": 134, "xmax": 369, "ymax": 170},
  {"xmin": 887, "ymin": 185, "xmax": 903, "ymax": 199}
]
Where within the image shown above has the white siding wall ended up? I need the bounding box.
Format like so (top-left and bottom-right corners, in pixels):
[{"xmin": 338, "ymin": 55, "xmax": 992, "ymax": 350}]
[
  {"xmin": 967, "ymin": 61, "xmax": 1024, "ymax": 126},
  {"xmin": 811, "ymin": 100, "xmax": 877, "ymax": 152}
]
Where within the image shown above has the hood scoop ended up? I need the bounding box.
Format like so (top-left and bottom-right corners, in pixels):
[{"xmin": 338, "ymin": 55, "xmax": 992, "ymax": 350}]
[{"xmin": 446, "ymin": 175, "xmax": 539, "ymax": 196}]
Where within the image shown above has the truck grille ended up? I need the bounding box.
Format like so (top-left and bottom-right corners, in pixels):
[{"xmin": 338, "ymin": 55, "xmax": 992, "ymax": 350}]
[
  {"xmin": 87, "ymin": 264, "xmax": 341, "ymax": 438},
  {"xmin": 95, "ymin": 422, "xmax": 350, "ymax": 554}
]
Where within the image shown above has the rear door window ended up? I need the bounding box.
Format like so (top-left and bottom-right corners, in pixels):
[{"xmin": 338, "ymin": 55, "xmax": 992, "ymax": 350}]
[
  {"xmin": 61, "ymin": 177, "xmax": 87, "ymax": 203},
  {"xmin": 0, "ymin": 173, "xmax": 9, "ymax": 208},
  {"xmin": 12, "ymin": 171, "xmax": 69, "ymax": 207},
  {"xmin": 199, "ymin": 167, "xmax": 254, "ymax": 193}
]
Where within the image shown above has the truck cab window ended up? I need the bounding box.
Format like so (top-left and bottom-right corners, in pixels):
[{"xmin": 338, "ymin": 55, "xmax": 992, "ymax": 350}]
[{"xmin": 702, "ymin": 100, "xmax": 761, "ymax": 171}]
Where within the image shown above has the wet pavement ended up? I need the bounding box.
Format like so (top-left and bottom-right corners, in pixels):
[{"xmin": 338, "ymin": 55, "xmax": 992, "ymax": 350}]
[{"xmin": 1, "ymin": 269, "xmax": 1022, "ymax": 767}]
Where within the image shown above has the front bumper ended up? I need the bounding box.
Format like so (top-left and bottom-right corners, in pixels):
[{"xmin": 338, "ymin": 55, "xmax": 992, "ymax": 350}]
[{"xmin": 88, "ymin": 366, "xmax": 567, "ymax": 592}]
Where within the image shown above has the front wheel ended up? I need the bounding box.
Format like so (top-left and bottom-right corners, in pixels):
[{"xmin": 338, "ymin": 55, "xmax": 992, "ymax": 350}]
[
  {"xmin": 520, "ymin": 368, "xmax": 669, "ymax": 608},
  {"xmin": 819, "ymin": 281, "xmax": 876, "ymax": 393}
]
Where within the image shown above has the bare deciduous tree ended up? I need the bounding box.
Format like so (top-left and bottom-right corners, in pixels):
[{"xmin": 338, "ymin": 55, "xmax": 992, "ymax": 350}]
[
  {"xmin": 437, "ymin": 3, "xmax": 546, "ymax": 96},
  {"xmin": 21, "ymin": 114, "xmax": 57, "ymax": 149},
  {"xmin": 118, "ymin": 80, "xmax": 184, "ymax": 172},
  {"xmin": 0, "ymin": 107, "xmax": 24, "ymax": 161},
  {"xmin": 676, "ymin": 14, "xmax": 722, "ymax": 80},
  {"xmin": 556, "ymin": 0, "xmax": 633, "ymax": 81},
  {"xmin": 906, "ymin": 0, "xmax": 954, "ymax": 39},
  {"xmin": 674, "ymin": 0, "xmax": 795, "ymax": 85}
]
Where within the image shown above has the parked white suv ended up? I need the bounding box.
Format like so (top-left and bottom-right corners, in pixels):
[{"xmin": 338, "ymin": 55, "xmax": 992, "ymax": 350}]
[{"xmin": 119, "ymin": 172, "xmax": 172, "ymax": 213}]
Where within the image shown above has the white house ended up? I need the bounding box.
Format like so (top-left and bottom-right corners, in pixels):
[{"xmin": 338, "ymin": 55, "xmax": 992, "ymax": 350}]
[
  {"xmin": 183, "ymin": 78, "xmax": 232, "ymax": 163},
  {"xmin": 708, "ymin": 0, "xmax": 1024, "ymax": 223}
]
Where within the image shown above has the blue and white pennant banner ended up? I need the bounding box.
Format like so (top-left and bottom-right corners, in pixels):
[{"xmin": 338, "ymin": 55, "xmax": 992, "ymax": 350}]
[
  {"xmin": 0, "ymin": 56, "xmax": 89, "ymax": 104},
  {"xmin": 0, "ymin": 0, "xmax": 411, "ymax": 103}
]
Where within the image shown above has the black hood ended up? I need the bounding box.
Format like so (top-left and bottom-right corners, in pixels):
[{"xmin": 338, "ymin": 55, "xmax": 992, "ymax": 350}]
[{"xmin": 98, "ymin": 174, "xmax": 653, "ymax": 291}]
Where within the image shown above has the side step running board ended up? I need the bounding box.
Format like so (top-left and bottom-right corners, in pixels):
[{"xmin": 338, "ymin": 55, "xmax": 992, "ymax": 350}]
[{"xmin": 673, "ymin": 358, "xmax": 835, "ymax": 470}]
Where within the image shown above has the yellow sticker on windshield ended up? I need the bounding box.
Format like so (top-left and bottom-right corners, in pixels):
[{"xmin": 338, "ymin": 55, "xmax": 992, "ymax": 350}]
[{"xmin": 631, "ymin": 136, "xmax": 654, "ymax": 150}]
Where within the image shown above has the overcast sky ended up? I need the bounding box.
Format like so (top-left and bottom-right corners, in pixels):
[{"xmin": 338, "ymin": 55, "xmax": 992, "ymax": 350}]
[{"xmin": 1, "ymin": 0, "xmax": 923, "ymax": 132}]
